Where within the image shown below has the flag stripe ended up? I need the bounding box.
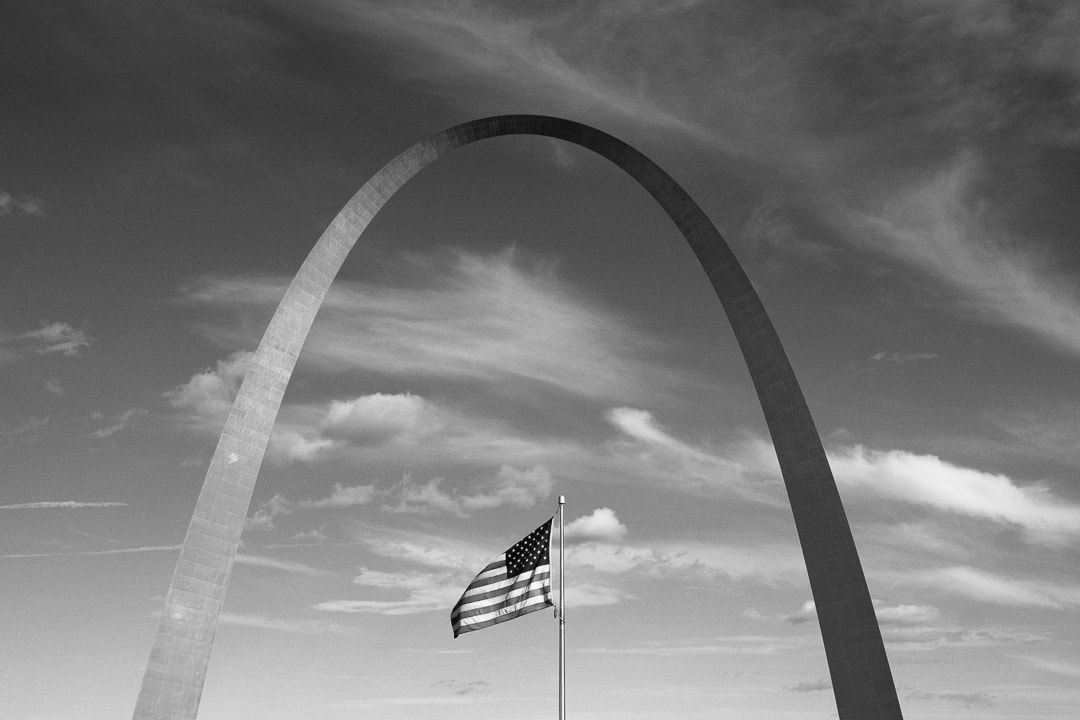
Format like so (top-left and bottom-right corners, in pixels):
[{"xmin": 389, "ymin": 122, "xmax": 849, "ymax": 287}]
[
  {"xmin": 451, "ymin": 574, "xmax": 551, "ymax": 621},
  {"xmin": 453, "ymin": 566, "xmax": 550, "ymax": 609},
  {"xmin": 453, "ymin": 597, "xmax": 551, "ymax": 636},
  {"xmin": 450, "ymin": 517, "xmax": 554, "ymax": 638}
]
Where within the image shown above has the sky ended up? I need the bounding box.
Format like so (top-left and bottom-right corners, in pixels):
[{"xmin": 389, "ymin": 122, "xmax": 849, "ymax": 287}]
[{"xmin": 2, "ymin": 1, "xmax": 1080, "ymax": 718}]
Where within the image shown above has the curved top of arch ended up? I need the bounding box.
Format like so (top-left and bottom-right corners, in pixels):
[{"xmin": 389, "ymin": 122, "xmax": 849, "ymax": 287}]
[{"xmin": 133, "ymin": 115, "xmax": 902, "ymax": 720}]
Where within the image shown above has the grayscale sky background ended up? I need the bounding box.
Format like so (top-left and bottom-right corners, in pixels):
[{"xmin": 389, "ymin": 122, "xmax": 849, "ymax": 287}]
[{"xmin": 3, "ymin": 2, "xmax": 1080, "ymax": 719}]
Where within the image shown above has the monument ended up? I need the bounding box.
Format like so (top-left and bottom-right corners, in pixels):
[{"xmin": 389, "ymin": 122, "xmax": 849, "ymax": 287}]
[{"xmin": 132, "ymin": 115, "xmax": 903, "ymax": 719}]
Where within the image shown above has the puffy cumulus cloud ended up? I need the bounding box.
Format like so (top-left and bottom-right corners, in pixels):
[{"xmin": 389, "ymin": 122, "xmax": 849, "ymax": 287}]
[
  {"xmin": 784, "ymin": 600, "xmax": 817, "ymax": 625},
  {"xmin": 321, "ymin": 393, "xmax": 432, "ymax": 445},
  {"xmin": 564, "ymin": 507, "xmax": 628, "ymax": 542},
  {"xmin": 388, "ymin": 465, "xmax": 553, "ymax": 517},
  {"xmin": 266, "ymin": 429, "xmax": 337, "ymax": 465},
  {"xmin": 164, "ymin": 351, "xmax": 251, "ymax": 429},
  {"xmin": 828, "ymin": 445, "xmax": 1080, "ymax": 542},
  {"xmin": 245, "ymin": 493, "xmax": 294, "ymax": 532},
  {"xmin": 872, "ymin": 602, "xmax": 940, "ymax": 626}
]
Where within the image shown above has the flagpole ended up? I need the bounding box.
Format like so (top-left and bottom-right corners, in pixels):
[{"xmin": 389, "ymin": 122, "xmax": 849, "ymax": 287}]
[{"xmin": 558, "ymin": 495, "xmax": 565, "ymax": 720}]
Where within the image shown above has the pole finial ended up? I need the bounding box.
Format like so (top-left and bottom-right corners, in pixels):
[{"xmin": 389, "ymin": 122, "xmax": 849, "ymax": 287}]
[{"xmin": 558, "ymin": 495, "xmax": 565, "ymax": 505}]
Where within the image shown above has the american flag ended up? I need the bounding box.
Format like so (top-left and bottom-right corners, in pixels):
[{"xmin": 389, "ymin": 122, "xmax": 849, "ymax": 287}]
[{"xmin": 451, "ymin": 517, "xmax": 554, "ymax": 637}]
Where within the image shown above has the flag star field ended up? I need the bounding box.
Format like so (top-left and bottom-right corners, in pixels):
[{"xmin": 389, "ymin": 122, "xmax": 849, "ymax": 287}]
[{"xmin": 3, "ymin": 2, "xmax": 1080, "ymax": 719}]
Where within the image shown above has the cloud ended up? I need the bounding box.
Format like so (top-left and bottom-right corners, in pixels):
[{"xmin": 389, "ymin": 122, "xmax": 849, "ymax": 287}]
[
  {"xmin": 218, "ymin": 612, "xmax": 362, "ymax": 638},
  {"xmin": 873, "ymin": 602, "xmax": 940, "ymax": 626},
  {"xmin": 0, "ymin": 544, "xmax": 179, "ymax": 559},
  {"xmin": 309, "ymin": 483, "xmax": 378, "ymax": 509},
  {"xmin": 578, "ymin": 634, "xmax": 815, "ymax": 657},
  {"xmin": 0, "ymin": 500, "xmax": 128, "ymax": 510},
  {"xmin": 323, "ymin": 1, "xmax": 706, "ymax": 140},
  {"xmin": 908, "ymin": 690, "xmax": 994, "ymax": 707},
  {"xmin": 563, "ymin": 507, "xmax": 627, "ymax": 542},
  {"xmin": 1013, "ymin": 655, "xmax": 1080, "ymax": 679},
  {"xmin": 829, "ymin": 444, "xmax": 1080, "ymax": 541},
  {"xmin": 853, "ymin": 157, "xmax": 1080, "ymax": 359},
  {"xmin": 388, "ymin": 465, "xmax": 553, "ymax": 517},
  {"xmin": 604, "ymin": 407, "xmax": 785, "ymax": 504},
  {"xmin": 869, "ymin": 351, "xmax": 939, "ymax": 363},
  {"xmin": 0, "ymin": 415, "xmax": 49, "ymax": 443},
  {"xmin": 316, "ymin": 567, "xmax": 462, "ymax": 615},
  {"xmin": 178, "ymin": 250, "xmax": 678, "ymax": 404},
  {"xmin": 568, "ymin": 539, "xmax": 806, "ymax": 586},
  {"xmin": 246, "ymin": 493, "xmax": 295, "ymax": 532},
  {"xmin": 234, "ymin": 553, "xmax": 335, "ymax": 578},
  {"xmin": 0, "ymin": 191, "xmax": 45, "ymax": 217},
  {"xmin": 887, "ymin": 565, "xmax": 1080, "ymax": 609},
  {"xmin": 44, "ymin": 379, "xmax": 64, "ymax": 395},
  {"xmin": 784, "ymin": 600, "xmax": 817, "ymax": 625},
  {"xmin": 322, "ymin": 393, "xmax": 432, "ymax": 445},
  {"xmin": 87, "ymin": 407, "xmax": 145, "ymax": 439},
  {"xmin": 266, "ymin": 429, "xmax": 337, "ymax": 465},
  {"xmin": 163, "ymin": 350, "xmax": 252, "ymax": 429},
  {"xmin": 245, "ymin": 483, "xmax": 377, "ymax": 531},
  {"xmin": 5, "ymin": 322, "xmax": 89, "ymax": 357},
  {"xmin": 786, "ymin": 677, "xmax": 831, "ymax": 693},
  {"xmin": 882, "ymin": 624, "xmax": 1044, "ymax": 652},
  {"xmin": 292, "ymin": 528, "xmax": 328, "ymax": 542}
]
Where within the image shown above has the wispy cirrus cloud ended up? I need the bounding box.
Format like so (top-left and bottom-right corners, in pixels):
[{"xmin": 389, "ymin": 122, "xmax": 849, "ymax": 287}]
[
  {"xmin": 234, "ymin": 553, "xmax": 336, "ymax": 578},
  {"xmin": 246, "ymin": 462, "xmax": 551, "ymax": 532},
  {"xmin": 578, "ymin": 634, "xmax": 815, "ymax": 657},
  {"xmin": 87, "ymin": 407, "xmax": 146, "ymax": 440},
  {"xmin": 870, "ymin": 351, "xmax": 939, "ymax": 364},
  {"xmin": 177, "ymin": 249, "xmax": 680, "ymax": 404},
  {"xmin": 1, "ymin": 322, "xmax": 90, "ymax": 360},
  {"xmin": 0, "ymin": 191, "xmax": 45, "ymax": 217},
  {"xmin": 0, "ymin": 415, "xmax": 49, "ymax": 443},
  {"xmin": 218, "ymin": 612, "xmax": 362, "ymax": 638},
  {"xmin": 245, "ymin": 483, "xmax": 377, "ymax": 532},
  {"xmin": 905, "ymin": 565, "xmax": 1080, "ymax": 609},
  {"xmin": 0, "ymin": 544, "xmax": 178, "ymax": 559},
  {"xmin": 387, "ymin": 465, "xmax": 553, "ymax": 517},
  {"xmin": 852, "ymin": 157, "xmax": 1080, "ymax": 360},
  {"xmin": 604, "ymin": 407, "xmax": 785, "ymax": 505},
  {"xmin": 0, "ymin": 500, "xmax": 128, "ymax": 510},
  {"xmin": 829, "ymin": 444, "xmax": 1080, "ymax": 542},
  {"xmin": 163, "ymin": 350, "xmax": 252, "ymax": 430}
]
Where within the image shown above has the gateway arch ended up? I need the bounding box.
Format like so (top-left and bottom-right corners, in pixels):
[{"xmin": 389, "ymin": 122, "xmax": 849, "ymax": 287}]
[{"xmin": 133, "ymin": 115, "xmax": 903, "ymax": 720}]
